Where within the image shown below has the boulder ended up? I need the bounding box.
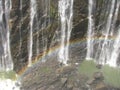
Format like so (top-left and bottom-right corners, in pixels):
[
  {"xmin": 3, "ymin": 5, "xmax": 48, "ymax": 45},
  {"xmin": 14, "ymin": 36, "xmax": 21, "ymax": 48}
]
[
  {"xmin": 86, "ymin": 78, "xmax": 95, "ymax": 85},
  {"xmin": 95, "ymin": 82, "xmax": 108, "ymax": 90},
  {"xmin": 93, "ymin": 72, "xmax": 104, "ymax": 80},
  {"xmin": 61, "ymin": 78, "xmax": 68, "ymax": 85}
]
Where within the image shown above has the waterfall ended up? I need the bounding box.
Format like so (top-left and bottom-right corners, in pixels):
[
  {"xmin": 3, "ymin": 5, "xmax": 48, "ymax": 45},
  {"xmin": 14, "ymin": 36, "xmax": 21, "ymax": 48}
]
[
  {"xmin": 99, "ymin": 0, "xmax": 116, "ymax": 65},
  {"xmin": 58, "ymin": 0, "xmax": 73, "ymax": 65},
  {"xmin": 0, "ymin": 0, "xmax": 13, "ymax": 71},
  {"xmin": 107, "ymin": 1, "xmax": 120, "ymax": 67},
  {"xmin": 86, "ymin": 0, "xmax": 95, "ymax": 60},
  {"xmin": 0, "ymin": 0, "xmax": 20, "ymax": 89},
  {"xmin": 28, "ymin": 0, "xmax": 37, "ymax": 66},
  {"xmin": 87, "ymin": 0, "xmax": 120, "ymax": 67},
  {"xmin": 108, "ymin": 26, "xmax": 120, "ymax": 67},
  {"xmin": 97, "ymin": 0, "xmax": 120, "ymax": 67},
  {"xmin": 19, "ymin": 0, "xmax": 22, "ymax": 57},
  {"xmin": 110, "ymin": 0, "xmax": 120, "ymax": 35},
  {"xmin": 41, "ymin": 0, "xmax": 51, "ymax": 62}
]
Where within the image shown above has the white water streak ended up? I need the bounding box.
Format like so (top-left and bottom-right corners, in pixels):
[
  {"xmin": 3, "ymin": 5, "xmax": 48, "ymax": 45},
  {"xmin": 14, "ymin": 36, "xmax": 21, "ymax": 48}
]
[
  {"xmin": 58, "ymin": 0, "xmax": 73, "ymax": 64},
  {"xmin": 19, "ymin": 0, "xmax": 22, "ymax": 56},
  {"xmin": 99, "ymin": 0, "xmax": 116, "ymax": 65},
  {"xmin": 110, "ymin": 0, "xmax": 120, "ymax": 36},
  {"xmin": 28, "ymin": 0, "xmax": 37, "ymax": 66},
  {"xmin": 86, "ymin": 0, "xmax": 94, "ymax": 60},
  {"xmin": 108, "ymin": 1, "xmax": 120, "ymax": 67},
  {"xmin": 41, "ymin": 0, "xmax": 50, "ymax": 62},
  {"xmin": 0, "ymin": 0, "xmax": 13, "ymax": 71},
  {"xmin": 108, "ymin": 27, "xmax": 120, "ymax": 67}
]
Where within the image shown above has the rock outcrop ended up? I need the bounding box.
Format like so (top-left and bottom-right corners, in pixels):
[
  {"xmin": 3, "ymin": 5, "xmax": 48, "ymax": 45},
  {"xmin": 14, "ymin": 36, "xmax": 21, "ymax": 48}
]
[
  {"xmin": 10, "ymin": 0, "xmax": 89, "ymax": 72},
  {"xmin": 21, "ymin": 58, "xmax": 120, "ymax": 90},
  {"xmin": 9, "ymin": 0, "xmax": 120, "ymax": 73}
]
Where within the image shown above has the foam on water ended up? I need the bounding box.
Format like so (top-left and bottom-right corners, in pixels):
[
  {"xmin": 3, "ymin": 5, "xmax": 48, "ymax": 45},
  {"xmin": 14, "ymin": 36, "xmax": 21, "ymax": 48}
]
[{"xmin": 0, "ymin": 79, "xmax": 20, "ymax": 90}]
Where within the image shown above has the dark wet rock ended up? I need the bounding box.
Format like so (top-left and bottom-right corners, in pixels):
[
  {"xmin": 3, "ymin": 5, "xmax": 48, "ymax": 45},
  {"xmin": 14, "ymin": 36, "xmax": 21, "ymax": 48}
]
[
  {"xmin": 47, "ymin": 85, "xmax": 55, "ymax": 90},
  {"xmin": 6, "ymin": 0, "xmax": 120, "ymax": 76},
  {"xmin": 67, "ymin": 84, "xmax": 73, "ymax": 90},
  {"xmin": 72, "ymin": 88, "xmax": 79, "ymax": 90},
  {"xmin": 61, "ymin": 78, "xmax": 68, "ymax": 85},
  {"xmin": 85, "ymin": 71, "xmax": 119, "ymax": 90},
  {"xmin": 86, "ymin": 78, "xmax": 95, "ymax": 85},
  {"xmin": 20, "ymin": 58, "xmax": 120, "ymax": 90},
  {"xmin": 96, "ymin": 64, "xmax": 102, "ymax": 69},
  {"xmin": 93, "ymin": 72, "xmax": 104, "ymax": 80},
  {"xmin": 5, "ymin": 0, "xmax": 120, "ymax": 89},
  {"xmin": 95, "ymin": 82, "xmax": 108, "ymax": 90},
  {"xmin": 38, "ymin": 86, "xmax": 46, "ymax": 90},
  {"xmin": 9, "ymin": 0, "xmax": 90, "ymax": 73},
  {"xmin": 56, "ymin": 65, "xmax": 76, "ymax": 76},
  {"xmin": 21, "ymin": 59, "xmax": 86, "ymax": 90}
]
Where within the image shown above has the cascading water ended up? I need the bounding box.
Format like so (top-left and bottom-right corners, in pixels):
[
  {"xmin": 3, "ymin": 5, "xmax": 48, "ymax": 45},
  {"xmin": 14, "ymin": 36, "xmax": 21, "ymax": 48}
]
[
  {"xmin": 0, "ymin": 0, "xmax": 120, "ymax": 89},
  {"xmin": 86, "ymin": 0, "xmax": 95, "ymax": 60},
  {"xmin": 107, "ymin": 1, "xmax": 120, "ymax": 67},
  {"xmin": 98, "ymin": 0, "xmax": 116, "ymax": 65},
  {"xmin": 0, "ymin": 0, "xmax": 20, "ymax": 90},
  {"xmin": 28, "ymin": 0, "xmax": 37, "ymax": 66},
  {"xmin": 0, "ymin": 0, "xmax": 13, "ymax": 71},
  {"xmin": 110, "ymin": 0, "xmax": 120, "ymax": 35},
  {"xmin": 19, "ymin": 0, "xmax": 23, "ymax": 56},
  {"xmin": 58, "ymin": 0, "xmax": 73, "ymax": 65},
  {"xmin": 98, "ymin": 0, "xmax": 120, "ymax": 67},
  {"xmin": 108, "ymin": 26, "xmax": 120, "ymax": 67},
  {"xmin": 87, "ymin": 0, "xmax": 120, "ymax": 67},
  {"xmin": 41, "ymin": 0, "xmax": 51, "ymax": 62}
]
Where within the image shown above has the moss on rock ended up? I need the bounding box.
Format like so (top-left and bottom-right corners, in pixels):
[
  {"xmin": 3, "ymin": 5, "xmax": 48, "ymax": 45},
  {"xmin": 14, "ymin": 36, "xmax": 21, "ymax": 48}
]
[
  {"xmin": 78, "ymin": 60, "xmax": 120, "ymax": 88},
  {"xmin": 78, "ymin": 60, "xmax": 99, "ymax": 77},
  {"xmin": 0, "ymin": 70, "xmax": 17, "ymax": 80},
  {"xmin": 102, "ymin": 65, "xmax": 120, "ymax": 88}
]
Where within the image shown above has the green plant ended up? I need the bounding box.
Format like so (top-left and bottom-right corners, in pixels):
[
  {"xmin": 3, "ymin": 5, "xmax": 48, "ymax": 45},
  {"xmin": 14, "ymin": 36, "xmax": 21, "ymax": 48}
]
[
  {"xmin": 102, "ymin": 65, "xmax": 120, "ymax": 88},
  {"xmin": 40, "ymin": 67, "xmax": 51, "ymax": 73},
  {"xmin": 78, "ymin": 60, "xmax": 99, "ymax": 77},
  {"xmin": 0, "ymin": 70, "xmax": 17, "ymax": 80},
  {"xmin": 78, "ymin": 60, "xmax": 120, "ymax": 88}
]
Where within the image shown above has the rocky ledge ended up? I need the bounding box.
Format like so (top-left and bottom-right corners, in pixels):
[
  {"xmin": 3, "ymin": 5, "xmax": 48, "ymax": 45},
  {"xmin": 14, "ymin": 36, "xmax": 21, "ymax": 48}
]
[{"xmin": 20, "ymin": 59, "xmax": 120, "ymax": 90}]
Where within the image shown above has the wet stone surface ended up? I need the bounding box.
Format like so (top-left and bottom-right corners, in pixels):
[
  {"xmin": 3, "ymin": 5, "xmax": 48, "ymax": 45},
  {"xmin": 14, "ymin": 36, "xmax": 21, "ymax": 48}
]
[{"xmin": 20, "ymin": 57, "xmax": 120, "ymax": 90}]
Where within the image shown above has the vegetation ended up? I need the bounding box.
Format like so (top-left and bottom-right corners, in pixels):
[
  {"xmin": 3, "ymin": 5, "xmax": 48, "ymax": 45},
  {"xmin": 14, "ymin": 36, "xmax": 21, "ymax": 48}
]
[
  {"xmin": 40, "ymin": 67, "xmax": 52, "ymax": 73},
  {"xmin": 102, "ymin": 65, "xmax": 120, "ymax": 88},
  {"xmin": 50, "ymin": 3, "xmax": 58, "ymax": 18},
  {"xmin": 0, "ymin": 70, "xmax": 17, "ymax": 80},
  {"xmin": 78, "ymin": 60, "xmax": 120, "ymax": 88},
  {"xmin": 78, "ymin": 60, "xmax": 99, "ymax": 77}
]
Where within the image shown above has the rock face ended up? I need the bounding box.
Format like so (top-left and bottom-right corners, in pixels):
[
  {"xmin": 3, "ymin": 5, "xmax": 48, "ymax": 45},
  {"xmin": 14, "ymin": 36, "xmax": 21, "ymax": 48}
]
[
  {"xmin": 9, "ymin": 0, "xmax": 120, "ymax": 72},
  {"xmin": 10, "ymin": 0, "xmax": 89, "ymax": 72},
  {"xmin": 21, "ymin": 58, "xmax": 120, "ymax": 90},
  {"xmin": 93, "ymin": 72, "xmax": 104, "ymax": 80},
  {"xmin": 7, "ymin": 0, "xmax": 120, "ymax": 89},
  {"xmin": 10, "ymin": 0, "xmax": 30, "ymax": 73},
  {"xmin": 10, "ymin": 0, "xmax": 59, "ymax": 72},
  {"xmin": 21, "ymin": 59, "xmax": 88, "ymax": 90}
]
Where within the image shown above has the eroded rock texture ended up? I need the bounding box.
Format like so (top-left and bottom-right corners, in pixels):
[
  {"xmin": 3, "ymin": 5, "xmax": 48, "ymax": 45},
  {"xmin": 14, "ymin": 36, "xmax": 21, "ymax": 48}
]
[{"xmin": 9, "ymin": 0, "xmax": 120, "ymax": 72}]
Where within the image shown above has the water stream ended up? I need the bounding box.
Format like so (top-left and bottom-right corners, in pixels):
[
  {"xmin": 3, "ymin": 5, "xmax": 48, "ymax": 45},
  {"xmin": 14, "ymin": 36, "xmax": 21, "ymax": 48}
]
[
  {"xmin": 0, "ymin": 0, "xmax": 120, "ymax": 89},
  {"xmin": 86, "ymin": 0, "xmax": 95, "ymax": 60},
  {"xmin": 28, "ymin": 0, "xmax": 37, "ymax": 66},
  {"xmin": 87, "ymin": 0, "xmax": 120, "ymax": 67},
  {"xmin": 58, "ymin": 0, "xmax": 73, "ymax": 65},
  {"xmin": 0, "ymin": 0, "xmax": 20, "ymax": 90},
  {"xmin": 108, "ymin": 1, "xmax": 120, "ymax": 67},
  {"xmin": 0, "ymin": 0, "xmax": 13, "ymax": 71}
]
